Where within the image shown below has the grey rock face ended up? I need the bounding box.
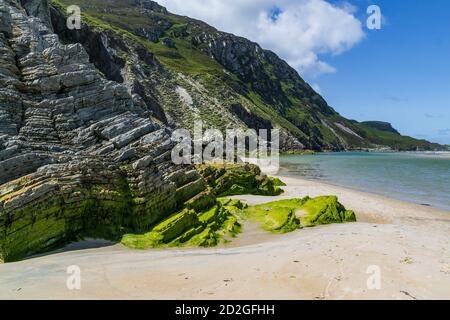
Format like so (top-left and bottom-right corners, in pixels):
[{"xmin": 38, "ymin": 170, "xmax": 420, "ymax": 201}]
[
  {"xmin": 0, "ymin": 0, "xmax": 205, "ymax": 262},
  {"xmin": 20, "ymin": 0, "xmax": 53, "ymax": 30},
  {"xmin": 134, "ymin": 0, "xmax": 167, "ymax": 14},
  {"xmin": 0, "ymin": 3, "xmax": 12, "ymax": 36},
  {"xmin": 191, "ymin": 32, "xmax": 330, "ymax": 115},
  {"xmin": 135, "ymin": 19, "xmax": 172, "ymax": 43},
  {"xmin": 46, "ymin": 0, "xmax": 308, "ymax": 150}
]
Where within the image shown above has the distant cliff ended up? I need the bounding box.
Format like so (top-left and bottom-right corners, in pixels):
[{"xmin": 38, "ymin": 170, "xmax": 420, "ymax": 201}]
[{"xmin": 361, "ymin": 121, "xmax": 401, "ymax": 135}]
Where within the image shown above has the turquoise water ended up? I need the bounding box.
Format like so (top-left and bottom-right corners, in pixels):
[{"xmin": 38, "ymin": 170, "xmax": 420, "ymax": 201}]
[{"xmin": 279, "ymin": 152, "xmax": 450, "ymax": 211}]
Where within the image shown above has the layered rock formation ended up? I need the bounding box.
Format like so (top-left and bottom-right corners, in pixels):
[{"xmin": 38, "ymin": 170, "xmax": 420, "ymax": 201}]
[
  {"xmin": 0, "ymin": 0, "xmax": 208, "ymax": 262},
  {"xmin": 47, "ymin": 0, "xmax": 445, "ymax": 151}
]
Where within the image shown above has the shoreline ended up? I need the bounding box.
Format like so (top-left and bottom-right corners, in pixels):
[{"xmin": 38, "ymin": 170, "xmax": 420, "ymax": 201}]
[
  {"xmin": 284, "ymin": 175, "xmax": 445, "ymax": 211},
  {"xmin": 275, "ymin": 152, "xmax": 450, "ymax": 212},
  {"xmin": 0, "ymin": 176, "xmax": 449, "ymax": 300},
  {"xmin": 271, "ymin": 175, "xmax": 450, "ymax": 224}
]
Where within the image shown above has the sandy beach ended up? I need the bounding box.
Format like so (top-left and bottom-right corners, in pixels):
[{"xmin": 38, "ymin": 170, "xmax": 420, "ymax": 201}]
[{"xmin": 0, "ymin": 175, "xmax": 449, "ymax": 300}]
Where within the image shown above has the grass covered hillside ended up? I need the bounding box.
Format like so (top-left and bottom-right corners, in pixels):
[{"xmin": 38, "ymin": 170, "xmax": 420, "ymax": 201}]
[{"xmin": 48, "ymin": 0, "xmax": 446, "ymax": 151}]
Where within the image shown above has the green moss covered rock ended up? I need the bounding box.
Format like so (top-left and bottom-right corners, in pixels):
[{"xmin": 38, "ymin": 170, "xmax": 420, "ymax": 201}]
[
  {"xmin": 120, "ymin": 195, "xmax": 356, "ymax": 250},
  {"xmin": 184, "ymin": 190, "xmax": 216, "ymax": 212},
  {"xmin": 238, "ymin": 199, "xmax": 302, "ymax": 234},
  {"xmin": 197, "ymin": 163, "xmax": 285, "ymax": 197},
  {"xmin": 152, "ymin": 209, "xmax": 199, "ymax": 242},
  {"xmin": 120, "ymin": 201, "xmax": 242, "ymax": 250},
  {"xmin": 299, "ymin": 196, "xmax": 356, "ymax": 227},
  {"xmin": 233, "ymin": 196, "xmax": 356, "ymax": 233},
  {"xmin": 121, "ymin": 232, "xmax": 165, "ymax": 249}
]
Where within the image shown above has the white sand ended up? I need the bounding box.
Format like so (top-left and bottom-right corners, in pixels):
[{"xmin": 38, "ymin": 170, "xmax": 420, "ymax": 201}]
[{"xmin": 0, "ymin": 176, "xmax": 449, "ymax": 300}]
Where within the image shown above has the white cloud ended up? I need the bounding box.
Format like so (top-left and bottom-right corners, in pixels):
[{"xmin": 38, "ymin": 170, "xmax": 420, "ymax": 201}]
[{"xmin": 157, "ymin": 0, "xmax": 365, "ymax": 77}]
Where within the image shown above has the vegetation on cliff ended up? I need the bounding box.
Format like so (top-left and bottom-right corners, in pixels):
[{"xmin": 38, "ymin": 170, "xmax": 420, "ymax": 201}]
[{"xmin": 48, "ymin": 0, "xmax": 446, "ymax": 152}]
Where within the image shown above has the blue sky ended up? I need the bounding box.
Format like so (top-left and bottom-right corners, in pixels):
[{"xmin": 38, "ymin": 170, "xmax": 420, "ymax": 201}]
[
  {"xmin": 158, "ymin": 0, "xmax": 450, "ymax": 144},
  {"xmin": 320, "ymin": 0, "xmax": 450, "ymax": 144}
]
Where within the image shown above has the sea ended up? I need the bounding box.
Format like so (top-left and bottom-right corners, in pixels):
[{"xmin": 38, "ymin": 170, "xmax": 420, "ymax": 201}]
[{"xmin": 278, "ymin": 152, "xmax": 450, "ymax": 211}]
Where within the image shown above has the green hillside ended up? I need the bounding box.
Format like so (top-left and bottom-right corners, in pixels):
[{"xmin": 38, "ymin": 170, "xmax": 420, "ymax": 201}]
[{"xmin": 49, "ymin": 0, "xmax": 446, "ymax": 151}]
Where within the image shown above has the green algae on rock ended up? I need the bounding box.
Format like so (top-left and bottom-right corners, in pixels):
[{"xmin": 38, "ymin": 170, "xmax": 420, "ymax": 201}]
[
  {"xmin": 118, "ymin": 195, "xmax": 356, "ymax": 250},
  {"xmin": 234, "ymin": 196, "xmax": 356, "ymax": 233},
  {"xmin": 298, "ymin": 196, "xmax": 356, "ymax": 227},
  {"xmin": 121, "ymin": 201, "xmax": 242, "ymax": 250},
  {"xmin": 237, "ymin": 199, "xmax": 302, "ymax": 234},
  {"xmin": 197, "ymin": 163, "xmax": 285, "ymax": 197}
]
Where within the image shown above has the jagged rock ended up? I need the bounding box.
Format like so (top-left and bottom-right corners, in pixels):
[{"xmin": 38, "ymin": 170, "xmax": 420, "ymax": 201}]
[
  {"xmin": 0, "ymin": 0, "xmax": 207, "ymax": 262},
  {"xmin": 134, "ymin": 0, "xmax": 167, "ymax": 14},
  {"xmin": 0, "ymin": 3, "xmax": 12, "ymax": 36},
  {"xmin": 0, "ymin": 0, "xmax": 442, "ymax": 262},
  {"xmin": 20, "ymin": 0, "xmax": 53, "ymax": 30},
  {"xmin": 47, "ymin": 0, "xmax": 309, "ymax": 148}
]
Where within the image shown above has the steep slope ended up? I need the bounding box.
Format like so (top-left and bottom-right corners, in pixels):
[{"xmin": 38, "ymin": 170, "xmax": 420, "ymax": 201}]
[
  {"xmin": 0, "ymin": 0, "xmax": 214, "ymax": 262},
  {"xmin": 47, "ymin": 0, "xmax": 445, "ymax": 151}
]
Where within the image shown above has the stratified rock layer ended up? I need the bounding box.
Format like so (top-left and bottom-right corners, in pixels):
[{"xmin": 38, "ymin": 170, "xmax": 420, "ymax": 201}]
[{"xmin": 0, "ymin": 0, "xmax": 206, "ymax": 262}]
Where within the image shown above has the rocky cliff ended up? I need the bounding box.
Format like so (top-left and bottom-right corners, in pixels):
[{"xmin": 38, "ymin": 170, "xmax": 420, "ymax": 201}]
[
  {"xmin": 0, "ymin": 0, "xmax": 211, "ymax": 262},
  {"xmin": 46, "ymin": 0, "xmax": 444, "ymax": 152}
]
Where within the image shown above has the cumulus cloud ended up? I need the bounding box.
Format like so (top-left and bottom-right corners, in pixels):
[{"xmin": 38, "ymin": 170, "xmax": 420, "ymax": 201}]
[{"xmin": 157, "ymin": 0, "xmax": 365, "ymax": 76}]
